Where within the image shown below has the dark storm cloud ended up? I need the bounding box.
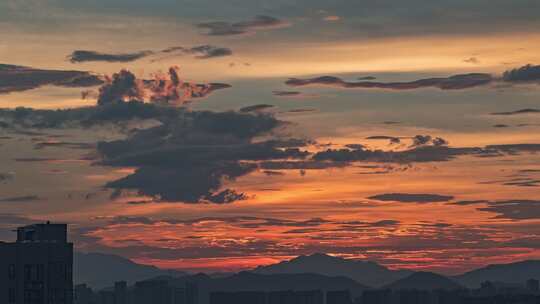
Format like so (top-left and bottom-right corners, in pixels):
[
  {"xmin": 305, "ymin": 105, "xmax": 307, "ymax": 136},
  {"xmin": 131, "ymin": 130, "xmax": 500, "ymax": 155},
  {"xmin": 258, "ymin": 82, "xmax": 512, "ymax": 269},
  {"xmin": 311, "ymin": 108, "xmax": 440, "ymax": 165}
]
[
  {"xmin": 92, "ymin": 105, "xmax": 308, "ymax": 203},
  {"xmin": 491, "ymin": 108, "xmax": 540, "ymax": 116},
  {"xmin": 197, "ymin": 15, "xmax": 290, "ymax": 36},
  {"xmin": 69, "ymin": 50, "xmax": 153, "ymax": 63},
  {"xmin": 368, "ymin": 193, "xmax": 455, "ymax": 203},
  {"xmin": 100, "ymin": 140, "xmax": 308, "ymax": 203},
  {"xmin": 0, "ymin": 67, "xmax": 307, "ymax": 205},
  {"xmin": 106, "ymin": 163, "xmax": 255, "ymax": 204},
  {"xmin": 0, "ymin": 104, "xmax": 304, "ymax": 204},
  {"xmin": 286, "ymin": 73, "xmax": 494, "ymax": 91},
  {"xmin": 502, "ymin": 64, "xmax": 540, "ymax": 83},
  {"xmin": 0, "ymin": 64, "xmax": 103, "ymax": 94}
]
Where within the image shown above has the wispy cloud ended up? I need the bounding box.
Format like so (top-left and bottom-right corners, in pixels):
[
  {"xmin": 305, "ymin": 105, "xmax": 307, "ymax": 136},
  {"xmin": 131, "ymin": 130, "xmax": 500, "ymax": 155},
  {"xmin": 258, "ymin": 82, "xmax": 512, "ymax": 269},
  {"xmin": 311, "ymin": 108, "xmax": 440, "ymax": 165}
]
[
  {"xmin": 68, "ymin": 45, "xmax": 233, "ymax": 63},
  {"xmin": 197, "ymin": 15, "xmax": 290, "ymax": 36},
  {"xmin": 285, "ymin": 64, "xmax": 540, "ymax": 92},
  {"xmin": 0, "ymin": 63, "xmax": 102, "ymax": 94}
]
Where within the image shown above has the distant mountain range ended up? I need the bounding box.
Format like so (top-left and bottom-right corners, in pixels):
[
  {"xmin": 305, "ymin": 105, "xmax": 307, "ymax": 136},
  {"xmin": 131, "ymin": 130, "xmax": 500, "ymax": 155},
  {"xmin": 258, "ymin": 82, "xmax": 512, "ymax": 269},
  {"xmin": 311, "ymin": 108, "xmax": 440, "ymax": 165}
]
[
  {"xmin": 74, "ymin": 252, "xmax": 186, "ymax": 289},
  {"xmin": 255, "ymin": 254, "xmax": 540, "ymax": 289},
  {"xmin": 455, "ymin": 260, "xmax": 540, "ymax": 288},
  {"xmin": 75, "ymin": 251, "xmax": 540, "ymax": 292},
  {"xmin": 384, "ymin": 272, "xmax": 462, "ymax": 290},
  {"xmin": 253, "ymin": 253, "xmax": 413, "ymax": 287}
]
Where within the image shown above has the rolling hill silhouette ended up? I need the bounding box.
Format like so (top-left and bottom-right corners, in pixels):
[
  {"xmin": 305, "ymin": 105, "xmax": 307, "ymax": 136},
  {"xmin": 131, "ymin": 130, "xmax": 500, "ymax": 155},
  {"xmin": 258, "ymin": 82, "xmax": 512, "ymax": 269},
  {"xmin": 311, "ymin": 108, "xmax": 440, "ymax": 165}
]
[
  {"xmin": 253, "ymin": 253, "xmax": 412, "ymax": 287},
  {"xmin": 74, "ymin": 252, "xmax": 186, "ymax": 289}
]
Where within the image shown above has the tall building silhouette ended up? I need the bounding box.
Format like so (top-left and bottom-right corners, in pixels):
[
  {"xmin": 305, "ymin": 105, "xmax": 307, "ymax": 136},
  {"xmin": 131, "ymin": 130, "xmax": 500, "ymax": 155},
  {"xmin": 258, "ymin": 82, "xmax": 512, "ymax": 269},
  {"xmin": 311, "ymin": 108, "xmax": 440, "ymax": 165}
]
[
  {"xmin": 114, "ymin": 281, "xmax": 128, "ymax": 304},
  {"xmin": 527, "ymin": 279, "xmax": 540, "ymax": 293},
  {"xmin": 0, "ymin": 222, "xmax": 73, "ymax": 304}
]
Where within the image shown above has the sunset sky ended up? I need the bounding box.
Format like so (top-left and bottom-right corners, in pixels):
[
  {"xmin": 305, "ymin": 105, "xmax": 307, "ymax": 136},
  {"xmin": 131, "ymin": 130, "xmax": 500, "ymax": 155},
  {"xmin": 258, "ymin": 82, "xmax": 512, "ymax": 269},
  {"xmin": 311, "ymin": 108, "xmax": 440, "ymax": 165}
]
[{"xmin": 1, "ymin": 0, "xmax": 540, "ymax": 275}]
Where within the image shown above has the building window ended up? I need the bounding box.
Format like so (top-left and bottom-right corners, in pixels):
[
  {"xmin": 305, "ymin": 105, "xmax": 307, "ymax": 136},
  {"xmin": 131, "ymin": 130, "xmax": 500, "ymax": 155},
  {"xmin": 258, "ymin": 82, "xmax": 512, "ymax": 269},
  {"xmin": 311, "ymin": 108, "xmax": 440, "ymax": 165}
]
[
  {"xmin": 65, "ymin": 265, "xmax": 72, "ymax": 281},
  {"xmin": 8, "ymin": 264, "xmax": 16, "ymax": 279},
  {"xmin": 8, "ymin": 288, "xmax": 16, "ymax": 303},
  {"xmin": 37, "ymin": 264, "xmax": 44, "ymax": 281},
  {"xmin": 24, "ymin": 264, "xmax": 32, "ymax": 281}
]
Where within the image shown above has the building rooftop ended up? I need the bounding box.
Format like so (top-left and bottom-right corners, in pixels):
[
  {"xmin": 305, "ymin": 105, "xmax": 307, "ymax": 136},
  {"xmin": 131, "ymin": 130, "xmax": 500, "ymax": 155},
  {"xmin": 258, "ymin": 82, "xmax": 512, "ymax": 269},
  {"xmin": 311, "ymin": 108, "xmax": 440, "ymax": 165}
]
[{"xmin": 16, "ymin": 221, "xmax": 68, "ymax": 243}]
